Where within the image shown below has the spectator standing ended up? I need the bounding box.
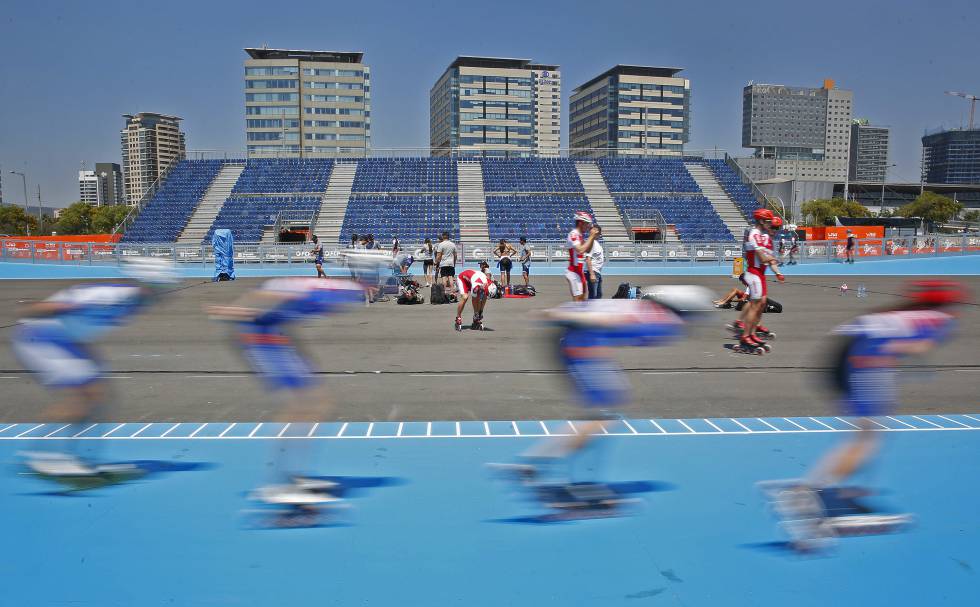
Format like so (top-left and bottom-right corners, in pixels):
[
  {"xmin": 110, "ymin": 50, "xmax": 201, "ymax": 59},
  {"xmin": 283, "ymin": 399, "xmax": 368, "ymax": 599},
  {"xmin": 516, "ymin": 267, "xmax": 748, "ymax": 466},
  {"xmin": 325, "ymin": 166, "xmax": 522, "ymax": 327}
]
[
  {"xmin": 434, "ymin": 231, "xmax": 458, "ymax": 293},
  {"xmin": 494, "ymin": 239, "xmax": 518, "ymax": 288},
  {"xmin": 311, "ymin": 235, "xmax": 326, "ymax": 278},
  {"xmin": 416, "ymin": 238, "xmax": 435, "ymax": 287},
  {"xmin": 518, "ymin": 237, "xmax": 532, "ymax": 286},
  {"xmin": 586, "ymin": 226, "xmax": 605, "ymax": 299},
  {"xmin": 845, "ymin": 230, "xmax": 856, "ymax": 264},
  {"xmin": 391, "ymin": 236, "xmax": 400, "ymax": 257}
]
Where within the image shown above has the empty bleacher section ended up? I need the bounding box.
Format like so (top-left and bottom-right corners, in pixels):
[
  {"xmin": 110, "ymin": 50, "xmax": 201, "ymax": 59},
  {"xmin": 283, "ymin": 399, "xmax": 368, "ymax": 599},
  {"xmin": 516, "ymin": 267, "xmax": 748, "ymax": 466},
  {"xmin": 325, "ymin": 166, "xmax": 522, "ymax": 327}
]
[
  {"xmin": 120, "ymin": 160, "xmax": 225, "ymax": 243},
  {"xmin": 684, "ymin": 162, "xmax": 749, "ymax": 237},
  {"xmin": 340, "ymin": 195, "xmax": 459, "ymax": 243},
  {"xmin": 704, "ymin": 159, "xmax": 763, "ymax": 219},
  {"xmin": 205, "ymin": 196, "xmax": 321, "ymax": 244},
  {"xmin": 338, "ymin": 159, "xmax": 459, "ymax": 243},
  {"xmin": 481, "ymin": 158, "xmax": 583, "ymax": 193},
  {"xmin": 574, "ymin": 163, "xmax": 630, "ymax": 242},
  {"xmin": 177, "ymin": 163, "xmax": 245, "ymax": 244},
  {"xmin": 598, "ymin": 158, "xmax": 734, "ymax": 242},
  {"xmin": 485, "ymin": 196, "xmax": 594, "ymax": 242},
  {"xmin": 231, "ymin": 158, "xmax": 334, "ymax": 195}
]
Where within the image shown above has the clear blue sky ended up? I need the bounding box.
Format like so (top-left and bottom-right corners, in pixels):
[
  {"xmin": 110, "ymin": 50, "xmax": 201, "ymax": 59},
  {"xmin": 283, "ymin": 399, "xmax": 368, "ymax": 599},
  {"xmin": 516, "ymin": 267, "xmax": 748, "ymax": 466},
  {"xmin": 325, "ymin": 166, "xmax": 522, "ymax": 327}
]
[{"xmin": 1, "ymin": 0, "xmax": 977, "ymax": 206}]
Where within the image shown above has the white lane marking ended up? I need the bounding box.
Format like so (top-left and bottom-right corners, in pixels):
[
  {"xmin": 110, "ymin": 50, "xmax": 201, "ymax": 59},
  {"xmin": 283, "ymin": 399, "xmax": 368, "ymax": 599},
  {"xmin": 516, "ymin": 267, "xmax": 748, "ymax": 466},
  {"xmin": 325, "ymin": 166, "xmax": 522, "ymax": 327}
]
[
  {"xmin": 307, "ymin": 423, "xmax": 319, "ymax": 438},
  {"xmin": 425, "ymin": 422, "xmax": 432, "ymax": 437},
  {"xmin": 14, "ymin": 424, "xmax": 44, "ymax": 438},
  {"xmin": 337, "ymin": 422, "xmax": 348, "ymax": 438},
  {"xmin": 808, "ymin": 417, "xmax": 835, "ymax": 430},
  {"xmin": 277, "ymin": 423, "xmax": 292, "ymax": 438},
  {"xmin": 835, "ymin": 416, "xmax": 860, "ymax": 429},
  {"xmin": 483, "ymin": 421, "xmax": 490, "ymax": 436},
  {"xmin": 160, "ymin": 423, "xmax": 181, "ymax": 437},
  {"xmin": 676, "ymin": 420, "xmax": 696, "ymax": 434},
  {"xmin": 219, "ymin": 423, "xmax": 237, "ymax": 438},
  {"xmin": 622, "ymin": 420, "xmax": 639, "ymax": 434},
  {"xmin": 757, "ymin": 418, "xmax": 781, "ymax": 431},
  {"xmin": 0, "ymin": 424, "xmax": 17, "ymax": 434},
  {"xmin": 937, "ymin": 415, "xmax": 971, "ymax": 428},
  {"xmin": 455, "ymin": 422, "xmax": 461, "ymax": 437},
  {"xmin": 131, "ymin": 423, "xmax": 153, "ymax": 437},
  {"xmin": 43, "ymin": 424, "xmax": 71, "ymax": 438},
  {"xmin": 73, "ymin": 424, "xmax": 97, "ymax": 438},
  {"xmin": 102, "ymin": 423, "xmax": 126, "ymax": 437},
  {"xmin": 366, "ymin": 422, "xmax": 375, "ymax": 437},
  {"xmin": 511, "ymin": 421, "xmax": 520, "ymax": 436},
  {"xmin": 783, "ymin": 417, "xmax": 808, "ymax": 431},
  {"xmin": 397, "ymin": 422, "xmax": 404, "ymax": 437},
  {"xmin": 964, "ymin": 414, "xmax": 980, "ymax": 424},
  {"xmin": 540, "ymin": 421, "xmax": 550, "ymax": 436},
  {"xmin": 910, "ymin": 415, "xmax": 942, "ymax": 428},
  {"xmin": 729, "ymin": 418, "xmax": 752, "ymax": 432},
  {"xmin": 649, "ymin": 419, "xmax": 666, "ymax": 433},
  {"xmin": 599, "ymin": 424, "xmax": 609, "ymax": 434},
  {"xmin": 867, "ymin": 418, "xmax": 890, "ymax": 429},
  {"xmin": 703, "ymin": 419, "xmax": 723, "ymax": 433},
  {"xmin": 567, "ymin": 420, "xmax": 579, "ymax": 435},
  {"xmin": 189, "ymin": 423, "xmax": 208, "ymax": 438},
  {"xmin": 248, "ymin": 423, "xmax": 263, "ymax": 438},
  {"xmin": 886, "ymin": 416, "xmax": 916, "ymax": 429}
]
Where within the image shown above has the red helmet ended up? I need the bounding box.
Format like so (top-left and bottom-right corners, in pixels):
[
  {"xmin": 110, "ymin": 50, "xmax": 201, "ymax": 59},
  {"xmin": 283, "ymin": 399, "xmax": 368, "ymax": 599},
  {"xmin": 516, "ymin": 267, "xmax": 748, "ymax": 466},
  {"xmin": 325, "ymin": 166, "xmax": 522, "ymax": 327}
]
[
  {"xmin": 906, "ymin": 280, "xmax": 969, "ymax": 307},
  {"xmin": 770, "ymin": 216, "xmax": 783, "ymax": 228},
  {"xmin": 573, "ymin": 211, "xmax": 594, "ymax": 225},
  {"xmin": 753, "ymin": 208, "xmax": 774, "ymax": 222}
]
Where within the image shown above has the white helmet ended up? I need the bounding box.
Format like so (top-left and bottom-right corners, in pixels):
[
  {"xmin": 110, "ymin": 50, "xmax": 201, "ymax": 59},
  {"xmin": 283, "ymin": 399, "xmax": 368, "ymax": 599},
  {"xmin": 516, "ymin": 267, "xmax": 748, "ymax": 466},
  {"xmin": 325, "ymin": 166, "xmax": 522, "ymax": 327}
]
[
  {"xmin": 487, "ymin": 283, "xmax": 498, "ymax": 298},
  {"xmin": 573, "ymin": 211, "xmax": 594, "ymax": 225},
  {"xmin": 122, "ymin": 256, "xmax": 178, "ymax": 285}
]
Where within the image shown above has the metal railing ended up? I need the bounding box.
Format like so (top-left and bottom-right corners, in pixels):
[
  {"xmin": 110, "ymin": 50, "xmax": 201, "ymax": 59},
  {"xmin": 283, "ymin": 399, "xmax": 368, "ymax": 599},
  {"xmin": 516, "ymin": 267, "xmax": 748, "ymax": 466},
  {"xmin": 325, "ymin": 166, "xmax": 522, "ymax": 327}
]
[
  {"xmin": 4, "ymin": 235, "xmax": 978, "ymax": 269},
  {"xmin": 184, "ymin": 147, "xmax": 734, "ymax": 160}
]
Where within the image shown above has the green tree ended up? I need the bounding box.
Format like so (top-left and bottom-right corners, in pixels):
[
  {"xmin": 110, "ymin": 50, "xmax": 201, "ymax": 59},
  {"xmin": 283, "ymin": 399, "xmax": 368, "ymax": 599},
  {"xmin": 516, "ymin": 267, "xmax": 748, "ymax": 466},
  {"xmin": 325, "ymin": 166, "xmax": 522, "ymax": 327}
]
[
  {"xmin": 0, "ymin": 205, "xmax": 39, "ymax": 235},
  {"xmin": 897, "ymin": 192, "xmax": 963, "ymax": 224},
  {"xmin": 800, "ymin": 198, "xmax": 871, "ymax": 225},
  {"xmin": 91, "ymin": 205, "xmax": 131, "ymax": 233},
  {"xmin": 53, "ymin": 201, "xmax": 93, "ymax": 235},
  {"xmin": 960, "ymin": 209, "xmax": 980, "ymax": 223}
]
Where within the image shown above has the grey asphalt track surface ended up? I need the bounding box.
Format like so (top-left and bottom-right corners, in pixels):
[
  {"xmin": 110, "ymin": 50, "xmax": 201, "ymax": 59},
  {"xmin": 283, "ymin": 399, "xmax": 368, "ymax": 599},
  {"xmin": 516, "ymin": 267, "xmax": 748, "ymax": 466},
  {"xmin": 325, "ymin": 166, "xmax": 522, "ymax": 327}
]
[{"xmin": 1, "ymin": 275, "xmax": 978, "ymax": 422}]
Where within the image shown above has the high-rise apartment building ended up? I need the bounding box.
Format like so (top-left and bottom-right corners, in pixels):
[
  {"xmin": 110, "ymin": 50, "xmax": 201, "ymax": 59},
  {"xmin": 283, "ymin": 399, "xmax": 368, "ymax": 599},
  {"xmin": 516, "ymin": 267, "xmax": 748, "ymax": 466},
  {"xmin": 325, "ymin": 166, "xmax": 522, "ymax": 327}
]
[
  {"xmin": 430, "ymin": 57, "xmax": 560, "ymax": 157},
  {"xmin": 738, "ymin": 80, "xmax": 852, "ymax": 181},
  {"xmin": 848, "ymin": 120, "xmax": 890, "ymax": 182},
  {"xmin": 245, "ymin": 48, "xmax": 370, "ymax": 158},
  {"xmin": 79, "ymin": 163, "xmax": 125, "ymax": 205},
  {"xmin": 121, "ymin": 113, "xmax": 186, "ymax": 204},
  {"xmin": 569, "ymin": 65, "xmax": 690, "ymax": 157},
  {"xmin": 921, "ymin": 128, "xmax": 980, "ymax": 184}
]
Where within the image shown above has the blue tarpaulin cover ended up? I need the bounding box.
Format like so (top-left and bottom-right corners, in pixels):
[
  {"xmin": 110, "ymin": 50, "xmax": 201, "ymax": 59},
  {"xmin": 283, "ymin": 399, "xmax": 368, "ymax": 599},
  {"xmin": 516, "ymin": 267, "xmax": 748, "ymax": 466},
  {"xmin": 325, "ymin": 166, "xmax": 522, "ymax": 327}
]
[{"xmin": 212, "ymin": 229, "xmax": 235, "ymax": 281}]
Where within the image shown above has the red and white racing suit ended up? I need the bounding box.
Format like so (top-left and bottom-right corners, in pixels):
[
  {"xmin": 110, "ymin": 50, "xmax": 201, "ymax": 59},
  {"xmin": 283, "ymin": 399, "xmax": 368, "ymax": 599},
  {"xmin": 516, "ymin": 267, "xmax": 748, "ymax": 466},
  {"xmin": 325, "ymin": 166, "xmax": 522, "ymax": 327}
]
[
  {"xmin": 741, "ymin": 227, "xmax": 772, "ymax": 301},
  {"xmin": 456, "ymin": 269, "xmax": 490, "ymax": 296},
  {"xmin": 564, "ymin": 228, "xmax": 588, "ymax": 297}
]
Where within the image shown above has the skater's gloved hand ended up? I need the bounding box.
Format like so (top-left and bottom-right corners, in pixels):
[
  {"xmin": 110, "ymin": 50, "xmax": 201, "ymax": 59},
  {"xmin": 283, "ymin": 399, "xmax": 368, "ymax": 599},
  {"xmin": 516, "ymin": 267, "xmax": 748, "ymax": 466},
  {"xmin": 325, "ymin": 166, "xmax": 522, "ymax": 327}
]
[{"xmin": 775, "ymin": 273, "xmax": 785, "ymax": 282}]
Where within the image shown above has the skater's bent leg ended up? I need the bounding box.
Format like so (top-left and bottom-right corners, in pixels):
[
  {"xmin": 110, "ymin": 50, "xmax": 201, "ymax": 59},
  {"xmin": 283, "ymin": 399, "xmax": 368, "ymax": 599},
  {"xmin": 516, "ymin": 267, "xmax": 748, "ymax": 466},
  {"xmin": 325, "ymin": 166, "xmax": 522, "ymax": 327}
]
[{"xmin": 808, "ymin": 422, "xmax": 880, "ymax": 487}]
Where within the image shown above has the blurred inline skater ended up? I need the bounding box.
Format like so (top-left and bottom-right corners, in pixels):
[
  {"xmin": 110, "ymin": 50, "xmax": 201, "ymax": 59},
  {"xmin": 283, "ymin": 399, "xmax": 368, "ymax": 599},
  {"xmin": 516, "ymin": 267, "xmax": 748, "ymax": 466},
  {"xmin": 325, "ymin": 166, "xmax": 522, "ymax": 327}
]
[
  {"xmin": 454, "ymin": 261, "xmax": 496, "ymax": 331},
  {"xmin": 12, "ymin": 257, "xmax": 177, "ymax": 482},
  {"xmin": 209, "ymin": 277, "xmax": 364, "ymax": 510},
  {"xmin": 730, "ymin": 209, "xmax": 784, "ymax": 354},
  {"xmin": 566, "ymin": 211, "xmax": 600, "ymax": 301},
  {"xmin": 760, "ymin": 280, "xmax": 966, "ymax": 552},
  {"xmin": 490, "ymin": 287, "xmax": 712, "ymax": 512}
]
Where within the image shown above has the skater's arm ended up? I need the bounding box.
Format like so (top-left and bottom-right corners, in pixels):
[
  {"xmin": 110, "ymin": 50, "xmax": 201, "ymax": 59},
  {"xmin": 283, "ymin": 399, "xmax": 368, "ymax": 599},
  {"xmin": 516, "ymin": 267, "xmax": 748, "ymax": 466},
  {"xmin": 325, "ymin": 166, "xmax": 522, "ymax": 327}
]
[{"xmin": 571, "ymin": 228, "xmax": 599, "ymax": 255}]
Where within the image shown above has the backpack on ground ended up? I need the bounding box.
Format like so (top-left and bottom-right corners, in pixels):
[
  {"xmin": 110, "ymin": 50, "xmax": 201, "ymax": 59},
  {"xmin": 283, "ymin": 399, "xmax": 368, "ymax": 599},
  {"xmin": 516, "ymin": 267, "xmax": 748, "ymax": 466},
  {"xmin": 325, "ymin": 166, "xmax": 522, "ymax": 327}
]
[
  {"xmin": 612, "ymin": 283, "xmax": 632, "ymax": 299},
  {"xmin": 430, "ymin": 283, "xmax": 449, "ymax": 305},
  {"xmin": 509, "ymin": 285, "xmax": 536, "ymax": 296}
]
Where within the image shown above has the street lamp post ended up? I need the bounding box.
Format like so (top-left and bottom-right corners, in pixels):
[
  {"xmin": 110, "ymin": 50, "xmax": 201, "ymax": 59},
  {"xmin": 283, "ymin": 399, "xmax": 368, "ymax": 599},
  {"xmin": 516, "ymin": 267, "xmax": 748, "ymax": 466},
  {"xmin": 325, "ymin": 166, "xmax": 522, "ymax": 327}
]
[{"xmin": 9, "ymin": 171, "xmax": 29, "ymax": 236}]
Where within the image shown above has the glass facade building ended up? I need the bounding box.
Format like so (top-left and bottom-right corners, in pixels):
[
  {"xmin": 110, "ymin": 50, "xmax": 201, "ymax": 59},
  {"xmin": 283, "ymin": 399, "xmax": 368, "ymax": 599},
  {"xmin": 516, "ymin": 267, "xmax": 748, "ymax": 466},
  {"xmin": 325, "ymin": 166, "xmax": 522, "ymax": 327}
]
[
  {"xmin": 848, "ymin": 119, "xmax": 890, "ymax": 182},
  {"xmin": 569, "ymin": 65, "xmax": 690, "ymax": 157},
  {"xmin": 921, "ymin": 129, "xmax": 980, "ymax": 184},
  {"xmin": 430, "ymin": 57, "xmax": 560, "ymax": 157},
  {"xmin": 120, "ymin": 113, "xmax": 185, "ymax": 205},
  {"xmin": 244, "ymin": 48, "xmax": 370, "ymax": 158}
]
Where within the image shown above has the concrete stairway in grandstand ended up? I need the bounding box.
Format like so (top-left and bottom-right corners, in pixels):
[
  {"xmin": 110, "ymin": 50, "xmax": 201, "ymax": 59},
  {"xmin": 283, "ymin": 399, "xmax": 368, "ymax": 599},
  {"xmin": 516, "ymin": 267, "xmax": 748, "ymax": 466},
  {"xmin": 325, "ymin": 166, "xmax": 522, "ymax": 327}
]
[
  {"xmin": 313, "ymin": 162, "xmax": 358, "ymax": 245},
  {"xmin": 574, "ymin": 162, "xmax": 631, "ymax": 243},
  {"xmin": 260, "ymin": 227, "xmax": 278, "ymax": 245},
  {"xmin": 176, "ymin": 163, "xmax": 245, "ymax": 244},
  {"xmin": 457, "ymin": 161, "xmax": 490, "ymax": 243},
  {"xmin": 663, "ymin": 225, "xmax": 681, "ymax": 243},
  {"xmin": 684, "ymin": 162, "xmax": 750, "ymax": 237}
]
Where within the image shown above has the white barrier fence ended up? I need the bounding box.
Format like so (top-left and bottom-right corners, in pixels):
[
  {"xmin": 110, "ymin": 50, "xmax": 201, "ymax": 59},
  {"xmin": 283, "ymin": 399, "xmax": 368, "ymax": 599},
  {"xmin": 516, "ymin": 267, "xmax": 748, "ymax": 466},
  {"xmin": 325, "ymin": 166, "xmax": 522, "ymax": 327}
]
[{"xmin": 2, "ymin": 236, "xmax": 979, "ymax": 268}]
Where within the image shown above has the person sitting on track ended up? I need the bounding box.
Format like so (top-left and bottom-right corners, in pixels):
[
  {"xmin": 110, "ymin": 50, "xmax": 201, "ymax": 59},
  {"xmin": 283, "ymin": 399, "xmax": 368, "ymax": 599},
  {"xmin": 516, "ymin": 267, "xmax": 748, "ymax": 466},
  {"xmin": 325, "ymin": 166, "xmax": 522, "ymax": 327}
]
[
  {"xmin": 454, "ymin": 261, "xmax": 496, "ymax": 331},
  {"xmin": 566, "ymin": 211, "xmax": 601, "ymax": 302},
  {"xmin": 11, "ymin": 258, "xmax": 176, "ymax": 477},
  {"xmin": 208, "ymin": 277, "xmax": 364, "ymax": 504},
  {"xmin": 714, "ymin": 287, "xmax": 748, "ymax": 309}
]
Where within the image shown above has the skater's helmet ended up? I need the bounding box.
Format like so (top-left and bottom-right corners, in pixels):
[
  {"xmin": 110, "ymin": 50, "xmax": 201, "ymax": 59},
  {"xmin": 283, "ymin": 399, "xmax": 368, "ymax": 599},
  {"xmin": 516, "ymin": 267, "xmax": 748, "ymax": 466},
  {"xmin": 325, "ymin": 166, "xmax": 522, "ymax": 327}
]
[
  {"xmin": 770, "ymin": 216, "xmax": 783, "ymax": 228},
  {"xmin": 122, "ymin": 256, "xmax": 179, "ymax": 285},
  {"xmin": 906, "ymin": 280, "xmax": 969, "ymax": 307},
  {"xmin": 487, "ymin": 283, "xmax": 498, "ymax": 298},
  {"xmin": 640, "ymin": 284, "xmax": 715, "ymax": 317},
  {"xmin": 753, "ymin": 208, "xmax": 773, "ymax": 222},
  {"xmin": 573, "ymin": 211, "xmax": 594, "ymax": 225}
]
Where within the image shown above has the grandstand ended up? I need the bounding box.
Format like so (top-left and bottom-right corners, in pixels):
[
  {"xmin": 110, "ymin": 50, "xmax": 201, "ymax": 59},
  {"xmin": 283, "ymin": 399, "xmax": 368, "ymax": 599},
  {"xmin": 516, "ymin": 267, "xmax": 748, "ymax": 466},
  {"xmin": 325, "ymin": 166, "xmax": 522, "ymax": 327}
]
[{"xmin": 119, "ymin": 156, "xmax": 764, "ymax": 245}]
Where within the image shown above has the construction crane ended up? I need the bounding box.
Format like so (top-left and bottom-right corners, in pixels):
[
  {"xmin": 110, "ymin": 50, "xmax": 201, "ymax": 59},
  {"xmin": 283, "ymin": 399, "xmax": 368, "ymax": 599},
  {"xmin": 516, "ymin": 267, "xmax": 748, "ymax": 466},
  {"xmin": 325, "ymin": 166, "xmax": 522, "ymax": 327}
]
[{"xmin": 945, "ymin": 91, "xmax": 978, "ymax": 129}]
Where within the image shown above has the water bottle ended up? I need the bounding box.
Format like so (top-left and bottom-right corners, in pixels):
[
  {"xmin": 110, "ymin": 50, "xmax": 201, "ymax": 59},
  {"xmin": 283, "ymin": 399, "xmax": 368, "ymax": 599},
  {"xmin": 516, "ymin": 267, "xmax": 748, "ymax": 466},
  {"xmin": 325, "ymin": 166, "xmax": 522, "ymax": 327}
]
[
  {"xmin": 857, "ymin": 284, "xmax": 867, "ymax": 298},
  {"xmin": 840, "ymin": 283, "xmax": 848, "ymax": 296}
]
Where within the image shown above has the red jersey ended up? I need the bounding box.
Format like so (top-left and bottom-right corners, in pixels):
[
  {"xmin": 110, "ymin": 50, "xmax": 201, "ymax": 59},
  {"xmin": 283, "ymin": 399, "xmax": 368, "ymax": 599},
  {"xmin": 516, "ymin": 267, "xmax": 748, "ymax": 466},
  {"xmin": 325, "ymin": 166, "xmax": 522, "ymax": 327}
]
[
  {"xmin": 743, "ymin": 228, "xmax": 772, "ymax": 275},
  {"xmin": 457, "ymin": 269, "xmax": 489, "ymax": 294},
  {"xmin": 567, "ymin": 228, "xmax": 585, "ymax": 273}
]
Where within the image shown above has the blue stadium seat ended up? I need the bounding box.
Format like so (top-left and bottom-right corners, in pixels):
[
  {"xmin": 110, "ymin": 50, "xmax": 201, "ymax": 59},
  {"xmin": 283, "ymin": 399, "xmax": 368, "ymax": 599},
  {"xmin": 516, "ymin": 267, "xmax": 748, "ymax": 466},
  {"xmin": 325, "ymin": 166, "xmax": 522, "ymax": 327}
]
[
  {"xmin": 340, "ymin": 195, "xmax": 459, "ymax": 243},
  {"xmin": 233, "ymin": 158, "xmax": 334, "ymax": 194},
  {"xmin": 482, "ymin": 158, "xmax": 583, "ymax": 192},
  {"xmin": 597, "ymin": 157, "xmax": 700, "ymax": 193},
  {"xmin": 704, "ymin": 159, "xmax": 762, "ymax": 219},
  {"xmin": 614, "ymin": 195, "xmax": 734, "ymax": 242},
  {"xmin": 205, "ymin": 195, "xmax": 321, "ymax": 244},
  {"xmin": 485, "ymin": 195, "xmax": 594, "ymax": 242},
  {"xmin": 351, "ymin": 158, "xmax": 457, "ymax": 193}
]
